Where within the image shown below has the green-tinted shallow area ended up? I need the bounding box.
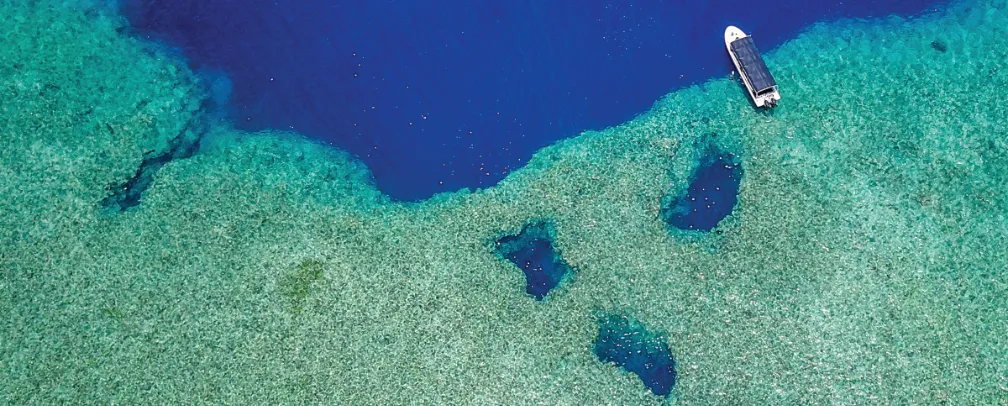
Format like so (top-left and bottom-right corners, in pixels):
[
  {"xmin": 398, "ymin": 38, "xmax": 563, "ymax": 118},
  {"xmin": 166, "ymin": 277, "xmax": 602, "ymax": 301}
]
[{"xmin": 2, "ymin": 0, "xmax": 1006, "ymax": 404}]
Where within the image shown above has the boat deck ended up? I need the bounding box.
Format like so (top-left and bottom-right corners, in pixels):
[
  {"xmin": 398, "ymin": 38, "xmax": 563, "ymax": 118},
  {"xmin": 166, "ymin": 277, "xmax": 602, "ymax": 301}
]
[{"xmin": 729, "ymin": 36, "xmax": 777, "ymax": 94}]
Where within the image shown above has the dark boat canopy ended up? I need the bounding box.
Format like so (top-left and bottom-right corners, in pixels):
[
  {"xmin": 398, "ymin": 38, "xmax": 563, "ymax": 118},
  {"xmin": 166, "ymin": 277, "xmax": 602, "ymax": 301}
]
[{"xmin": 730, "ymin": 37, "xmax": 777, "ymax": 93}]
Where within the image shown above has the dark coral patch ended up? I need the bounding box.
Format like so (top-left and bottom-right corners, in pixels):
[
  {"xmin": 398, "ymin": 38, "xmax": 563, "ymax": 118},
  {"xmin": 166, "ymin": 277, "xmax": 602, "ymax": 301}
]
[
  {"xmin": 930, "ymin": 39, "xmax": 948, "ymax": 53},
  {"xmin": 101, "ymin": 129, "xmax": 203, "ymax": 212}
]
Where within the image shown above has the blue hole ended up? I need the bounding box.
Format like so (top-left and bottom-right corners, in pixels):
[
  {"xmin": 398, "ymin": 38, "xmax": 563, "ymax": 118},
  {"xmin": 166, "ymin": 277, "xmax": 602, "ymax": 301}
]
[
  {"xmin": 495, "ymin": 222, "xmax": 571, "ymax": 300},
  {"xmin": 594, "ymin": 315, "xmax": 677, "ymax": 397},
  {"xmin": 663, "ymin": 149, "xmax": 742, "ymax": 231}
]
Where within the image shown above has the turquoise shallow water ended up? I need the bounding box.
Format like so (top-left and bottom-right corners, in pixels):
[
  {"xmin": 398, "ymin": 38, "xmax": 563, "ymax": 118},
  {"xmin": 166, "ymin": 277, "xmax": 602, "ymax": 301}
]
[{"xmin": 1, "ymin": 0, "xmax": 1006, "ymax": 404}]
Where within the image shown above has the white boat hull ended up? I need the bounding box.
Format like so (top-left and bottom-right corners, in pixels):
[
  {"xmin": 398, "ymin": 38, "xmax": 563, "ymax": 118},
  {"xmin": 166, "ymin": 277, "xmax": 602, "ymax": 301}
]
[{"xmin": 725, "ymin": 26, "xmax": 780, "ymax": 108}]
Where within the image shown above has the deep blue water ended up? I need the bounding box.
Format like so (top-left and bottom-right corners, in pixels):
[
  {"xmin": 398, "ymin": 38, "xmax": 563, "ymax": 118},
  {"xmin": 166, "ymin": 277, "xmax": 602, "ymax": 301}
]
[{"xmin": 121, "ymin": 0, "xmax": 946, "ymax": 201}]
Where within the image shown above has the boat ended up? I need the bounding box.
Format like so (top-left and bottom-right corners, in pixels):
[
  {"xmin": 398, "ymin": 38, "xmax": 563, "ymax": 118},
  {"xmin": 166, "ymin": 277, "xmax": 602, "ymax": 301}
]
[{"xmin": 725, "ymin": 26, "xmax": 780, "ymax": 108}]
